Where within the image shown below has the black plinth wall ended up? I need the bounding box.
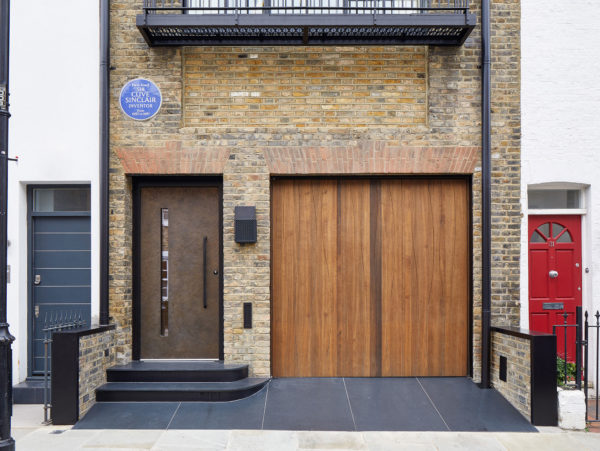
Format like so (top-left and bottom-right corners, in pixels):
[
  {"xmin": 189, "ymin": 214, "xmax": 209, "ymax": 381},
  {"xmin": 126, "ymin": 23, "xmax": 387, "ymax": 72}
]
[
  {"xmin": 491, "ymin": 326, "xmax": 558, "ymax": 426},
  {"xmin": 51, "ymin": 325, "xmax": 115, "ymax": 425}
]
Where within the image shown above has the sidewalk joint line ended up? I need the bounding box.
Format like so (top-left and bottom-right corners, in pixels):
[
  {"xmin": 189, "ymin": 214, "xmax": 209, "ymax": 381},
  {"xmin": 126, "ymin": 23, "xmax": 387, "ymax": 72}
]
[
  {"xmin": 165, "ymin": 402, "xmax": 181, "ymax": 431},
  {"xmin": 416, "ymin": 377, "xmax": 450, "ymax": 431},
  {"xmin": 343, "ymin": 377, "xmax": 358, "ymax": 431},
  {"xmin": 261, "ymin": 380, "xmax": 270, "ymax": 430}
]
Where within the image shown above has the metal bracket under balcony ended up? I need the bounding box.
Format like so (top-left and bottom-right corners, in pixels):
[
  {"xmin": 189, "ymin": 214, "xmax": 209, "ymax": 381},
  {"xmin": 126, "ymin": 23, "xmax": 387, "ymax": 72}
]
[{"xmin": 137, "ymin": 1, "xmax": 476, "ymax": 47}]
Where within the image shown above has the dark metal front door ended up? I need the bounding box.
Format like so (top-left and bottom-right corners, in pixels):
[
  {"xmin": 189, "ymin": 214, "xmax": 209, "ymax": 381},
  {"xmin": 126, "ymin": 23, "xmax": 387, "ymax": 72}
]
[{"xmin": 139, "ymin": 186, "xmax": 221, "ymax": 359}]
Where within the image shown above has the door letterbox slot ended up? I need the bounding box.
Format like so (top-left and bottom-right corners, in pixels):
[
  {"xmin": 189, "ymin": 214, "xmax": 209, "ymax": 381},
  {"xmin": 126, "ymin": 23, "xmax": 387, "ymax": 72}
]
[{"xmin": 542, "ymin": 302, "xmax": 564, "ymax": 310}]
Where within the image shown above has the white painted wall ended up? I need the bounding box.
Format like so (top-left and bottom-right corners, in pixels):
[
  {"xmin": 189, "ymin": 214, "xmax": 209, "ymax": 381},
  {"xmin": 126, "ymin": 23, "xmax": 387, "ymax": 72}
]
[
  {"xmin": 521, "ymin": 1, "xmax": 600, "ymax": 360},
  {"xmin": 7, "ymin": 1, "xmax": 99, "ymax": 384}
]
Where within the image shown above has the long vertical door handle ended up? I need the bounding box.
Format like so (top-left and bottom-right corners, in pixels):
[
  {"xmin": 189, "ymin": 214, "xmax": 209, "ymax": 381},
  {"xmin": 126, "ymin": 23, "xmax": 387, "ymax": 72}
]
[{"xmin": 203, "ymin": 236, "xmax": 208, "ymax": 309}]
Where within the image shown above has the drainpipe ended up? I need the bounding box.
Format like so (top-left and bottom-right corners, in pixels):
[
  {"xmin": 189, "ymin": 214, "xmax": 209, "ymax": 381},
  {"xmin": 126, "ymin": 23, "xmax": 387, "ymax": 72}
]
[
  {"xmin": 99, "ymin": 0, "xmax": 110, "ymax": 326},
  {"xmin": 480, "ymin": 0, "xmax": 492, "ymax": 389},
  {"xmin": 0, "ymin": 0, "xmax": 15, "ymax": 448}
]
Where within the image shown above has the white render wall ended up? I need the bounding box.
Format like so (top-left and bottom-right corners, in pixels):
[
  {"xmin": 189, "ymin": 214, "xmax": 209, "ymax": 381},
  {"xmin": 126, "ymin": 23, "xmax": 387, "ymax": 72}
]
[
  {"xmin": 521, "ymin": 1, "xmax": 600, "ymax": 331},
  {"xmin": 7, "ymin": 1, "xmax": 99, "ymax": 383}
]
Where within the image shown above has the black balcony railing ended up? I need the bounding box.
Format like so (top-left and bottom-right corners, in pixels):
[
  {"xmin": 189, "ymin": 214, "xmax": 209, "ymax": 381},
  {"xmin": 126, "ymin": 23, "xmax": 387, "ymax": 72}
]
[{"xmin": 137, "ymin": 0, "xmax": 476, "ymax": 46}]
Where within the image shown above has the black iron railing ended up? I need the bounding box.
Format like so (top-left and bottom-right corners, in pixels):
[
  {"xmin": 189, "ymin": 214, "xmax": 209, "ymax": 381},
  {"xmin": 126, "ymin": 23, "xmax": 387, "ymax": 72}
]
[
  {"xmin": 584, "ymin": 311, "xmax": 600, "ymax": 423},
  {"xmin": 143, "ymin": 0, "xmax": 470, "ymax": 16},
  {"xmin": 553, "ymin": 309, "xmax": 583, "ymax": 389},
  {"xmin": 554, "ymin": 307, "xmax": 600, "ymax": 424},
  {"xmin": 137, "ymin": 0, "xmax": 475, "ymax": 45}
]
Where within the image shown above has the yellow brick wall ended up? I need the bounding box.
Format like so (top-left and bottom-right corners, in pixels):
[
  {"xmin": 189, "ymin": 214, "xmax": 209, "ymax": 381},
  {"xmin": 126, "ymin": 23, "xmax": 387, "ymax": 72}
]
[
  {"xmin": 491, "ymin": 331, "xmax": 532, "ymax": 421},
  {"xmin": 183, "ymin": 47, "xmax": 427, "ymax": 128}
]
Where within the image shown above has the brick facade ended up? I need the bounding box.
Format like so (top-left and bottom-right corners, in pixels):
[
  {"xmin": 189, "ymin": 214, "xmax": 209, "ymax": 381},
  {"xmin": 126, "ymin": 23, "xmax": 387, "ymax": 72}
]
[
  {"xmin": 79, "ymin": 329, "xmax": 117, "ymax": 418},
  {"xmin": 183, "ymin": 47, "xmax": 427, "ymax": 128},
  {"xmin": 491, "ymin": 330, "xmax": 531, "ymax": 421},
  {"xmin": 108, "ymin": 0, "xmax": 521, "ymax": 381}
]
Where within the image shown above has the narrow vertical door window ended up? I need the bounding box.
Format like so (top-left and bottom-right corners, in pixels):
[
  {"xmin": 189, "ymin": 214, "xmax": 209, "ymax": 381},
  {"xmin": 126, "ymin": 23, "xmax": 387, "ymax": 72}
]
[{"xmin": 161, "ymin": 208, "xmax": 169, "ymax": 336}]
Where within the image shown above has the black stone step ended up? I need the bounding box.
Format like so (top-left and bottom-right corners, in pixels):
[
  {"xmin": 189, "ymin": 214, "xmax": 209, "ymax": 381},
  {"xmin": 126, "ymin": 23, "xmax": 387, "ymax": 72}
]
[
  {"xmin": 95, "ymin": 378, "xmax": 269, "ymax": 402},
  {"xmin": 13, "ymin": 379, "xmax": 45, "ymax": 404},
  {"xmin": 107, "ymin": 361, "xmax": 249, "ymax": 383}
]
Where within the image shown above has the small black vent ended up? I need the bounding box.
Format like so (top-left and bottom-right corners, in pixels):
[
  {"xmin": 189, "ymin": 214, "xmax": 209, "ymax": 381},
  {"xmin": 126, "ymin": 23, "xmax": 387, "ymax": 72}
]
[
  {"xmin": 499, "ymin": 355, "xmax": 507, "ymax": 382},
  {"xmin": 235, "ymin": 206, "xmax": 257, "ymax": 243},
  {"xmin": 243, "ymin": 302, "xmax": 252, "ymax": 329}
]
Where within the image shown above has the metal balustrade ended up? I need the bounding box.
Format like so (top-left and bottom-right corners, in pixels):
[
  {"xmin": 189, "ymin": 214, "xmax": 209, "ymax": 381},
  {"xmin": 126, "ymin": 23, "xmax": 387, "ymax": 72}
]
[
  {"xmin": 137, "ymin": 0, "xmax": 475, "ymax": 45},
  {"xmin": 143, "ymin": 1, "xmax": 469, "ymax": 15}
]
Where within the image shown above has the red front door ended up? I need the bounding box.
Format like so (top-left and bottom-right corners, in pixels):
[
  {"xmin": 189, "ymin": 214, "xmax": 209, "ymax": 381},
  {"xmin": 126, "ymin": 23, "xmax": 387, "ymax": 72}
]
[{"xmin": 528, "ymin": 215, "xmax": 582, "ymax": 361}]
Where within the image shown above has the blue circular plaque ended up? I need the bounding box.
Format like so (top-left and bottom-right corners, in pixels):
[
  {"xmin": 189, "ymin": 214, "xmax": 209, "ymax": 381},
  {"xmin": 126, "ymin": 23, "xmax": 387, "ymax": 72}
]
[{"xmin": 119, "ymin": 78, "xmax": 162, "ymax": 121}]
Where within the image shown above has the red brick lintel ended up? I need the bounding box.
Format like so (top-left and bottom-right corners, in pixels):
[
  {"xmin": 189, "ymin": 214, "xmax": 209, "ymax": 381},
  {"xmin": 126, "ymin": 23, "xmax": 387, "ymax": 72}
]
[
  {"xmin": 265, "ymin": 145, "xmax": 481, "ymax": 175},
  {"xmin": 115, "ymin": 142, "xmax": 231, "ymax": 175},
  {"xmin": 115, "ymin": 142, "xmax": 480, "ymax": 175}
]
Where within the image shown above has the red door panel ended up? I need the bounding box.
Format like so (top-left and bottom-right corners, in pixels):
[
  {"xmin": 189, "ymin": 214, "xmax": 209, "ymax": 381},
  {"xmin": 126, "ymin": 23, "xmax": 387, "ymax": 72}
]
[
  {"xmin": 556, "ymin": 250, "xmax": 574, "ymax": 299},
  {"xmin": 528, "ymin": 215, "xmax": 582, "ymax": 362},
  {"xmin": 530, "ymin": 250, "xmax": 549, "ymax": 299},
  {"xmin": 530, "ymin": 313, "xmax": 550, "ymax": 332}
]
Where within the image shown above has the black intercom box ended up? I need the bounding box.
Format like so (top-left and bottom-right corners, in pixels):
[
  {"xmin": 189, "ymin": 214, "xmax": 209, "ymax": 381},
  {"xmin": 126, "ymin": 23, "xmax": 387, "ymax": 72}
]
[{"xmin": 234, "ymin": 206, "xmax": 257, "ymax": 243}]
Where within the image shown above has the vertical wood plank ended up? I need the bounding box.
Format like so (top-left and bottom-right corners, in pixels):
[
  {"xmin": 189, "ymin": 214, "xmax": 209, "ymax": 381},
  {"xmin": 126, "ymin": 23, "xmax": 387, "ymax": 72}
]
[
  {"xmin": 272, "ymin": 179, "xmax": 337, "ymax": 376},
  {"xmin": 337, "ymin": 179, "xmax": 374, "ymax": 376},
  {"xmin": 381, "ymin": 179, "xmax": 469, "ymax": 376}
]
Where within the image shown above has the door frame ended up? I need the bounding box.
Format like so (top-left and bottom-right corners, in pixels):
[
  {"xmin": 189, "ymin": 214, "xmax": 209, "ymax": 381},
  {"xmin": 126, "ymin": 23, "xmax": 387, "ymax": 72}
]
[
  {"xmin": 132, "ymin": 176, "xmax": 224, "ymax": 361},
  {"xmin": 27, "ymin": 184, "xmax": 92, "ymax": 377},
  {"xmin": 269, "ymin": 175, "xmax": 473, "ymax": 377}
]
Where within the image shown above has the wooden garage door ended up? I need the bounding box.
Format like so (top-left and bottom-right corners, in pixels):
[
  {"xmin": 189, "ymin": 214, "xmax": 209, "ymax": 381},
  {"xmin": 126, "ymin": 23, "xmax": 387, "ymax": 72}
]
[{"xmin": 271, "ymin": 178, "xmax": 469, "ymax": 377}]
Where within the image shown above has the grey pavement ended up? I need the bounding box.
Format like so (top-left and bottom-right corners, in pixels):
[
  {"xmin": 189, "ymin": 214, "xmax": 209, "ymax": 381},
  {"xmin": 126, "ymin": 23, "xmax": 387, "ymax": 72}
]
[
  {"xmin": 11, "ymin": 404, "xmax": 600, "ymax": 450},
  {"xmin": 72, "ymin": 378, "xmax": 537, "ymax": 432}
]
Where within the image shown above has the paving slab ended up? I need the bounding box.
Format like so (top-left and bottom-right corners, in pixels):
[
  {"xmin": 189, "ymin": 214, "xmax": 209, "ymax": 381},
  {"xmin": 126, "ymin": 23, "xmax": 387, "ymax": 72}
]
[
  {"xmin": 153, "ymin": 429, "xmax": 229, "ymax": 450},
  {"xmin": 168, "ymin": 389, "xmax": 267, "ymax": 429},
  {"xmin": 345, "ymin": 378, "xmax": 447, "ymax": 431},
  {"xmin": 15, "ymin": 428, "xmax": 103, "ymax": 451},
  {"xmin": 297, "ymin": 431, "xmax": 368, "ymax": 450},
  {"xmin": 418, "ymin": 377, "xmax": 536, "ymax": 432},
  {"xmin": 262, "ymin": 378, "xmax": 355, "ymax": 431},
  {"xmin": 11, "ymin": 404, "xmax": 46, "ymax": 428},
  {"xmin": 80, "ymin": 429, "xmax": 164, "ymax": 449},
  {"xmin": 228, "ymin": 430, "xmax": 298, "ymax": 451},
  {"xmin": 495, "ymin": 432, "xmax": 583, "ymax": 450},
  {"xmin": 73, "ymin": 401, "xmax": 179, "ymax": 430},
  {"xmin": 435, "ymin": 432, "xmax": 507, "ymax": 450}
]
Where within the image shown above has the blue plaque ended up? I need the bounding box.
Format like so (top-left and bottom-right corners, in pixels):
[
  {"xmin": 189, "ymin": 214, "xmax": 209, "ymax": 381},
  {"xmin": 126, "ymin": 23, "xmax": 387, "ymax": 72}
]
[{"xmin": 119, "ymin": 78, "xmax": 162, "ymax": 121}]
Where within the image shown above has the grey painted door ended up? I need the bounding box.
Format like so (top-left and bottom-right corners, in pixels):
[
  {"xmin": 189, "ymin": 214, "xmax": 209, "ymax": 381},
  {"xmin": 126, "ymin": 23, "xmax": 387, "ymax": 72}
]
[{"xmin": 31, "ymin": 215, "xmax": 91, "ymax": 374}]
